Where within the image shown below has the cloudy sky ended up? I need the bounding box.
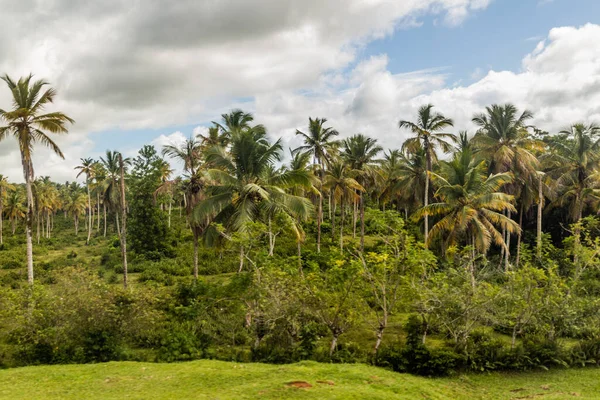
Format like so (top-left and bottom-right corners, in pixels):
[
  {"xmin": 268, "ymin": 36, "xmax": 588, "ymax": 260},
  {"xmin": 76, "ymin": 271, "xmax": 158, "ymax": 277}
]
[{"xmin": 1, "ymin": 0, "xmax": 599, "ymax": 182}]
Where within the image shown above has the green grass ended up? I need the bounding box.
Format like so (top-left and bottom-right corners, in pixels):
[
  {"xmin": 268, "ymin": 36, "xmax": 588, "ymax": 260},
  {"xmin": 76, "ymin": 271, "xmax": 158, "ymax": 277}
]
[{"xmin": 0, "ymin": 360, "xmax": 598, "ymax": 399}]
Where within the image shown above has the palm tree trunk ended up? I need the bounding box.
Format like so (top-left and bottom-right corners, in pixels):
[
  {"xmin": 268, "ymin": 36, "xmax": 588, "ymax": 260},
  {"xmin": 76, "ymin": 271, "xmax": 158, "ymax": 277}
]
[
  {"xmin": 516, "ymin": 203, "xmax": 524, "ymax": 268},
  {"xmin": 86, "ymin": 179, "xmax": 92, "ymax": 244},
  {"xmin": 0, "ymin": 189, "xmax": 3, "ymax": 245},
  {"xmin": 317, "ymin": 169, "xmax": 323, "ymax": 253},
  {"xmin": 103, "ymin": 203, "xmax": 107, "ymax": 237},
  {"xmin": 23, "ymin": 160, "xmax": 35, "ymax": 285},
  {"xmin": 331, "ymin": 199, "xmax": 336, "ymax": 242},
  {"xmin": 119, "ymin": 154, "xmax": 128, "ymax": 289},
  {"xmin": 97, "ymin": 192, "xmax": 101, "ymax": 231},
  {"xmin": 340, "ymin": 198, "xmax": 345, "ymax": 250},
  {"xmin": 268, "ymin": 216, "xmax": 274, "ymax": 256},
  {"xmin": 352, "ymin": 195, "xmax": 357, "ymax": 238},
  {"xmin": 505, "ymin": 210, "xmax": 511, "ymax": 271},
  {"xmin": 360, "ymin": 191, "xmax": 365, "ymax": 251},
  {"xmin": 168, "ymin": 196, "xmax": 172, "ymax": 228},
  {"xmin": 537, "ymin": 175, "xmax": 543, "ymax": 260},
  {"xmin": 75, "ymin": 214, "xmax": 79, "ymax": 236},
  {"xmin": 36, "ymin": 211, "xmax": 40, "ymax": 244},
  {"xmin": 424, "ymin": 151, "xmax": 431, "ymax": 247},
  {"xmin": 115, "ymin": 213, "xmax": 120, "ymax": 239},
  {"xmin": 238, "ymin": 246, "xmax": 245, "ymax": 273}
]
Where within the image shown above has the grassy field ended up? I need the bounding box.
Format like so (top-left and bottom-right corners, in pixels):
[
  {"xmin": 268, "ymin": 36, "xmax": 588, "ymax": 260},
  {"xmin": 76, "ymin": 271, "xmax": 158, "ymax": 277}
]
[{"xmin": 0, "ymin": 360, "xmax": 598, "ymax": 399}]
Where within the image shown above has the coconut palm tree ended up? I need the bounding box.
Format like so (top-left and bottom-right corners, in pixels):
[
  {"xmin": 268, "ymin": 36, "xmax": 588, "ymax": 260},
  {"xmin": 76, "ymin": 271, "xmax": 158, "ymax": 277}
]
[
  {"xmin": 546, "ymin": 123, "xmax": 600, "ymax": 256},
  {"xmin": 195, "ymin": 126, "xmax": 313, "ymax": 271},
  {"xmin": 100, "ymin": 150, "xmax": 128, "ymax": 236},
  {"xmin": 395, "ymin": 148, "xmax": 428, "ymax": 218},
  {"xmin": 0, "ymin": 175, "xmax": 15, "ymax": 244},
  {"xmin": 399, "ymin": 104, "xmax": 454, "ymax": 246},
  {"xmin": 75, "ymin": 158, "xmax": 95, "ymax": 244},
  {"xmin": 5, "ymin": 189, "xmax": 25, "ymax": 235},
  {"xmin": 323, "ymin": 161, "xmax": 363, "ymax": 250},
  {"xmin": 341, "ymin": 134, "xmax": 382, "ymax": 250},
  {"xmin": 294, "ymin": 118, "xmax": 339, "ymax": 252},
  {"xmin": 0, "ymin": 74, "xmax": 74, "ymax": 285},
  {"xmin": 64, "ymin": 188, "xmax": 87, "ymax": 235},
  {"xmin": 472, "ymin": 104, "xmax": 540, "ymax": 268},
  {"xmin": 162, "ymin": 137, "xmax": 204, "ymax": 279},
  {"xmin": 416, "ymin": 146, "xmax": 518, "ymax": 261}
]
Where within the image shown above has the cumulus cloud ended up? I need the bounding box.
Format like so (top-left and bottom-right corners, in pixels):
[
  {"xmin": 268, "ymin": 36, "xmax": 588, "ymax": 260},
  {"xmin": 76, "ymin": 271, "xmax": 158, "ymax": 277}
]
[{"xmin": 0, "ymin": 0, "xmax": 490, "ymax": 181}]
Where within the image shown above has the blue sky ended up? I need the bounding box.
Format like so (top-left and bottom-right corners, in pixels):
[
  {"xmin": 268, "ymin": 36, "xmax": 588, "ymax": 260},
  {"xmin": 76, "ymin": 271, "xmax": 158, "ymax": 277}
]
[{"xmin": 89, "ymin": 0, "xmax": 600, "ymax": 158}]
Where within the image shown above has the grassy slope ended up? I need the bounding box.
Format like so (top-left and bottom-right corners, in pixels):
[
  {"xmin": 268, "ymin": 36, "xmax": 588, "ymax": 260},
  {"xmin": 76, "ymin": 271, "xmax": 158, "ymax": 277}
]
[{"xmin": 0, "ymin": 360, "xmax": 598, "ymax": 399}]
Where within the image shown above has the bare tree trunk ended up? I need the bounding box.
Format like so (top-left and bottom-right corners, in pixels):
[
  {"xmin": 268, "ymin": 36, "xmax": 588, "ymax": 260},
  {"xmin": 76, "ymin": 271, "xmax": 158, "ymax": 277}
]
[
  {"xmin": 340, "ymin": 199, "xmax": 345, "ymax": 250},
  {"xmin": 374, "ymin": 324, "xmax": 386, "ymax": 354},
  {"xmin": 0, "ymin": 187, "xmax": 3, "ymax": 245},
  {"xmin": 119, "ymin": 154, "xmax": 128, "ymax": 289},
  {"xmin": 168, "ymin": 197, "xmax": 172, "ymax": 228},
  {"xmin": 360, "ymin": 191, "xmax": 365, "ymax": 251},
  {"xmin": 36, "ymin": 211, "xmax": 40, "ymax": 244},
  {"xmin": 352, "ymin": 196, "xmax": 357, "ymax": 238},
  {"xmin": 505, "ymin": 210, "xmax": 511, "ymax": 271},
  {"xmin": 423, "ymin": 168, "xmax": 429, "ymax": 247},
  {"xmin": 103, "ymin": 203, "xmax": 107, "ymax": 237},
  {"xmin": 537, "ymin": 174, "xmax": 543, "ymax": 260},
  {"xmin": 86, "ymin": 179, "xmax": 92, "ymax": 244},
  {"xmin": 23, "ymin": 160, "xmax": 35, "ymax": 285},
  {"xmin": 97, "ymin": 192, "xmax": 101, "ymax": 231},
  {"xmin": 297, "ymin": 240, "xmax": 303, "ymax": 274},
  {"xmin": 329, "ymin": 333, "xmax": 339, "ymax": 357},
  {"xmin": 516, "ymin": 203, "xmax": 523, "ymax": 268},
  {"xmin": 317, "ymin": 189, "xmax": 322, "ymax": 253},
  {"xmin": 268, "ymin": 216, "xmax": 274, "ymax": 256},
  {"xmin": 238, "ymin": 246, "xmax": 245, "ymax": 273},
  {"xmin": 115, "ymin": 213, "xmax": 120, "ymax": 239}
]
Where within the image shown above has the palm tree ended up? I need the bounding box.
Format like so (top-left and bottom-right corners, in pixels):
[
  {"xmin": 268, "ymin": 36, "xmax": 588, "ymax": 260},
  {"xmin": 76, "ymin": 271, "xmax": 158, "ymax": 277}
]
[
  {"xmin": 546, "ymin": 123, "xmax": 600, "ymax": 254},
  {"xmin": 195, "ymin": 125, "xmax": 313, "ymax": 271},
  {"xmin": 399, "ymin": 104, "xmax": 454, "ymax": 246},
  {"xmin": 323, "ymin": 161, "xmax": 363, "ymax": 250},
  {"xmin": 64, "ymin": 188, "xmax": 87, "ymax": 235},
  {"xmin": 472, "ymin": 104, "xmax": 539, "ymax": 268},
  {"xmin": 294, "ymin": 118, "xmax": 339, "ymax": 252},
  {"xmin": 100, "ymin": 150, "xmax": 127, "ymax": 237},
  {"xmin": 341, "ymin": 134, "xmax": 382, "ymax": 250},
  {"xmin": 213, "ymin": 109, "xmax": 254, "ymax": 141},
  {"xmin": 162, "ymin": 137, "xmax": 204, "ymax": 279},
  {"xmin": 0, "ymin": 175, "xmax": 15, "ymax": 244},
  {"xmin": 5, "ymin": 189, "xmax": 25, "ymax": 235},
  {"xmin": 416, "ymin": 147, "xmax": 518, "ymax": 283},
  {"xmin": 75, "ymin": 158, "xmax": 95, "ymax": 244},
  {"xmin": 0, "ymin": 74, "xmax": 74, "ymax": 285},
  {"xmin": 395, "ymin": 148, "xmax": 428, "ymax": 218}
]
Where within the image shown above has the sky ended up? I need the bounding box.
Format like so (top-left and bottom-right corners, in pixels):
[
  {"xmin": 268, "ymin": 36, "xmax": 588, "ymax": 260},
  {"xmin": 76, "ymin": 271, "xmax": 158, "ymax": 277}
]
[{"xmin": 0, "ymin": 0, "xmax": 599, "ymax": 182}]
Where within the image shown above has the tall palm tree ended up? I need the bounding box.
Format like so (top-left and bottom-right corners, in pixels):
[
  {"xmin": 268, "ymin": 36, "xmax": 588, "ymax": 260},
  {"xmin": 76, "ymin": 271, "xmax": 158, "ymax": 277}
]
[
  {"xmin": 100, "ymin": 150, "xmax": 123, "ymax": 236},
  {"xmin": 195, "ymin": 126, "xmax": 313, "ymax": 271},
  {"xmin": 0, "ymin": 74, "xmax": 74, "ymax": 285},
  {"xmin": 399, "ymin": 104, "xmax": 454, "ymax": 245},
  {"xmin": 294, "ymin": 117, "xmax": 339, "ymax": 252},
  {"xmin": 64, "ymin": 188, "xmax": 87, "ymax": 235},
  {"xmin": 75, "ymin": 158, "xmax": 95, "ymax": 244},
  {"xmin": 162, "ymin": 137, "xmax": 204, "ymax": 279},
  {"xmin": 0, "ymin": 175, "xmax": 15, "ymax": 244},
  {"xmin": 341, "ymin": 134, "xmax": 382, "ymax": 250},
  {"xmin": 323, "ymin": 161, "xmax": 363, "ymax": 250},
  {"xmin": 547, "ymin": 123, "xmax": 600, "ymax": 253},
  {"xmin": 472, "ymin": 104, "xmax": 539, "ymax": 268},
  {"xmin": 416, "ymin": 147, "xmax": 518, "ymax": 280},
  {"xmin": 395, "ymin": 148, "xmax": 428, "ymax": 218}
]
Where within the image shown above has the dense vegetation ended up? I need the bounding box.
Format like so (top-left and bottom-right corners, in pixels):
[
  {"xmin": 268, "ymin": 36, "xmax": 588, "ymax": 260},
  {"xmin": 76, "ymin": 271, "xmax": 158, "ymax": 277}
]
[{"xmin": 2, "ymin": 75, "xmax": 600, "ymax": 377}]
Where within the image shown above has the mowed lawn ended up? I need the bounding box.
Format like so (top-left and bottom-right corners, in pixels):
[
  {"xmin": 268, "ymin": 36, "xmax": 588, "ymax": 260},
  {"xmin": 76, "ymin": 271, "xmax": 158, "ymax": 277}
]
[{"xmin": 0, "ymin": 360, "xmax": 598, "ymax": 399}]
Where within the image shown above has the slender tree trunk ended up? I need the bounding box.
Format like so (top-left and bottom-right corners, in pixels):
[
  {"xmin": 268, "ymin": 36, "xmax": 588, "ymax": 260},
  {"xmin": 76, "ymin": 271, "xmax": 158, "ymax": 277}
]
[
  {"xmin": 352, "ymin": 196, "xmax": 357, "ymax": 238},
  {"xmin": 0, "ymin": 190, "xmax": 3, "ymax": 245},
  {"xmin": 23, "ymin": 160, "xmax": 34, "ymax": 285},
  {"xmin": 238, "ymin": 246, "xmax": 245, "ymax": 273},
  {"xmin": 193, "ymin": 229, "xmax": 199, "ymax": 280},
  {"xmin": 340, "ymin": 198, "xmax": 345, "ymax": 250},
  {"xmin": 424, "ymin": 148, "xmax": 431, "ymax": 247},
  {"xmin": 168, "ymin": 196, "xmax": 172, "ymax": 228},
  {"xmin": 119, "ymin": 154, "xmax": 128, "ymax": 289},
  {"xmin": 331, "ymin": 199, "xmax": 336, "ymax": 242},
  {"xmin": 11, "ymin": 218, "xmax": 15, "ymax": 235},
  {"xmin": 36, "ymin": 211, "xmax": 40, "ymax": 244},
  {"xmin": 360, "ymin": 191, "xmax": 365, "ymax": 251},
  {"xmin": 75, "ymin": 214, "xmax": 79, "ymax": 236},
  {"xmin": 97, "ymin": 192, "xmax": 100, "ymax": 230},
  {"xmin": 505, "ymin": 210, "xmax": 511, "ymax": 271},
  {"xmin": 297, "ymin": 240, "xmax": 303, "ymax": 274},
  {"xmin": 516, "ymin": 203, "xmax": 524, "ymax": 268},
  {"xmin": 329, "ymin": 332, "xmax": 339, "ymax": 357},
  {"xmin": 86, "ymin": 179, "xmax": 92, "ymax": 244},
  {"xmin": 115, "ymin": 213, "xmax": 120, "ymax": 239},
  {"xmin": 103, "ymin": 203, "xmax": 107, "ymax": 237},
  {"xmin": 537, "ymin": 175, "xmax": 543, "ymax": 260},
  {"xmin": 317, "ymin": 165, "xmax": 323, "ymax": 253},
  {"xmin": 374, "ymin": 323, "xmax": 386, "ymax": 354},
  {"xmin": 268, "ymin": 216, "xmax": 274, "ymax": 257}
]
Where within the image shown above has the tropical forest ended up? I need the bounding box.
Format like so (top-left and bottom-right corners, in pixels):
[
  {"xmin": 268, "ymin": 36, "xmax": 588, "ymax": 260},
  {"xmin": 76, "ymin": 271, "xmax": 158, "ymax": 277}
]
[{"xmin": 1, "ymin": 72, "xmax": 600, "ymax": 399}]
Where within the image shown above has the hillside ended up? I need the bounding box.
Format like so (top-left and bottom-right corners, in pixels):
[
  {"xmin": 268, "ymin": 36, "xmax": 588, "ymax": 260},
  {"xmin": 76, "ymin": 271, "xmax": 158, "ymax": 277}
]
[{"xmin": 0, "ymin": 360, "xmax": 597, "ymax": 399}]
